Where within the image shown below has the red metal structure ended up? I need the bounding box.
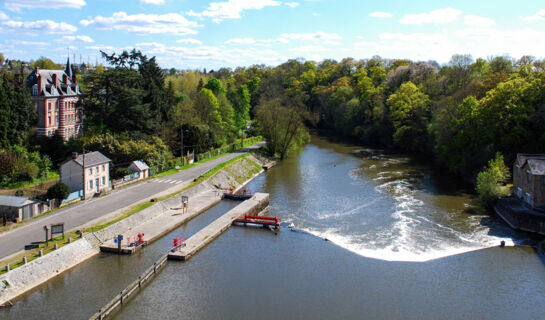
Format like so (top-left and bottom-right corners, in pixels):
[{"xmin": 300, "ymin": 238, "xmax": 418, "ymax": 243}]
[
  {"xmin": 234, "ymin": 215, "xmax": 281, "ymax": 228},
  {"xmin": 171, "ymin": 235, "xmax": 187, "ymax": 251},
  {"xmin": 127, "ymin": 233, "xmax": 146, "ymax": 247}
]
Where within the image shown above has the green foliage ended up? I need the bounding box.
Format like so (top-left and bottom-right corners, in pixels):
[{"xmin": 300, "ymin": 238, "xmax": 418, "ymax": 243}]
[
  {"xmin": 255, "ymin": 99, "xmax": 309, "ymax": 159},
  {"xmin": 30, "ymin": 57, "xmax": 61, "ymax": 70},
  {"xmin": 46, "ymin": 182, "xmax": 70, "ymax": 200},
  {"xmin": 387, "ymin": 82, "xmax": 431, "ymax": 151},
  {"xmin": 0, "ymin": 71, "xmax": 36, "ymax": 148},
  {"xmin": 476, "ymin": 153, "xmax": 511, "ymax": 208},
  {"xmin": 85, "ymin": 133, "xmax": 173, "ymax": 168}
]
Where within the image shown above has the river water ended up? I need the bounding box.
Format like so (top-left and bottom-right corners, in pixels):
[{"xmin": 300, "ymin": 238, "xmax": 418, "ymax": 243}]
[{"xmin": 2, "ymin": 136, "xmax": 544, "ymax": 319}]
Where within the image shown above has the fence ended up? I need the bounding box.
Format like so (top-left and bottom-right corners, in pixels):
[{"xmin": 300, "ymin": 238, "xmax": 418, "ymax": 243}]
[
  {"xmin": 62, "ymin": 189, "xmax": 83, "ymax": 205},
  {"xmin": 111, "ymin": 172, "xmax": 140, "ymax": 188},
  {"xmin": 88, "ymin": 254, "xmax": 169, "ymax": 320}
]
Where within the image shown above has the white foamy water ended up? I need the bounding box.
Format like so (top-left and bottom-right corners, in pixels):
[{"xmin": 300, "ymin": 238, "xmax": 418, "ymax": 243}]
[{"xmin": 283, "ymin": 166, "xmax": 517, "ymax": 263}]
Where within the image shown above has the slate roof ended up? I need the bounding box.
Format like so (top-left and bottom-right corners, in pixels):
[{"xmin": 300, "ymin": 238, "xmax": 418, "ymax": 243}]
[
  {"xmin": 517, "ymin": 154, "xmax": 545, "ymax": 175},
  {"xmin": 130, "ymin": 160, "xmax": 149, "ymax": 171},
  {"xmin": 72, "ymin": 151, "xmax": 111, "ymax": 167},
  {"xmin": 27, "ymin": 57, "xmax": 81, "ymax": 97},
  {"xmin": 0, "ymin": 195, "xmax": 36, "ymax": 208},
  {"xmin": 527, "ymin": 159, "xmax": 545, "ymax": 175}
]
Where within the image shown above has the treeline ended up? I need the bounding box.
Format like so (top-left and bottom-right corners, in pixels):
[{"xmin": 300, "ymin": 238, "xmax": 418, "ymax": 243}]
[{"xmin": 205, "ymin": 55, "xmax": 544, "ymax": 178}]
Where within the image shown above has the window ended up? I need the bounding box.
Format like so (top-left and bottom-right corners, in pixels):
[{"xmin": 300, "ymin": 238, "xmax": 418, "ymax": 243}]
[
  {"xmin": 48, "ymin": 116, "xmax": 51, "ymax": 126},
  {"xmin": 88, "ymin": 180, "xmax": 93, "ymax": 190},
  {"xmin": 527, "ymin": 171, "xmax": 531, "ymax": 182},
  {"xmin": 102, "ymin": 164, "xmax": 105, "ymax": 172},
  {"xmin": 102, "ymin": 176, "xmax": 105, "ymax": 186},
  {"xmin": 89, "ymin": 168, "xmax": 92, "ymax": 175},
  {"xmin": 96, "ymin": 166, "xmax": 99, "ymax": 173},
  {"xmin": 516, "ymin": 187, "xmax": 522, "ymax": 198}
]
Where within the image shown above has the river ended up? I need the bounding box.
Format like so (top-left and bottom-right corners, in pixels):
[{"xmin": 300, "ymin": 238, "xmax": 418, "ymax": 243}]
[{"xmin": 2, "ymin": 136, "xmax": 544, "ymax": 319}]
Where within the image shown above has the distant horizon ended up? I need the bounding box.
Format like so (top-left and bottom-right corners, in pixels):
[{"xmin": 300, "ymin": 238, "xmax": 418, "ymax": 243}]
[{"xmin": 1, "ymin": 0, "xmax": 544, "ymax": 69}]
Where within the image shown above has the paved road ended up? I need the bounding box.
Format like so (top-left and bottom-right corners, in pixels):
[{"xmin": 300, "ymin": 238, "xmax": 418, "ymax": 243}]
[{"xmin": 0, "ymin": 143, "xmax": 264, "ymax": 259}]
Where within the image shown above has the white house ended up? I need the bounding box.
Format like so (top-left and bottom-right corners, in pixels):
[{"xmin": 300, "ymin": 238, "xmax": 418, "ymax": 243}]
[
  {"xmin": 60, "ymin": 151, "xmax": 111, "ymax": 199},
  {"xmin": 128, "ymin": 160, "xmax": 149, "ymax": 180}
]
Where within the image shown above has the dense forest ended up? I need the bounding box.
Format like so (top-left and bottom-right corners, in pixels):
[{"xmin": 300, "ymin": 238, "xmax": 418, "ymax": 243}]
[{"xmin": 1, "ymin": 51, "xmax": 545, "ymax": 194}]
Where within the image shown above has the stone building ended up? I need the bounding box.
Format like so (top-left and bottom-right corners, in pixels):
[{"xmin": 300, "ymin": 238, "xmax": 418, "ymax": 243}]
[
  {"xmin": 27, "ymin": 57, "xmax": 83, "ymax": 141},
  {"xmin": 513, "ymin": 154, "xmax": 545, "ymax": 209},
  {"xmin": 60, "ymin": 151, "xmax": 111, "ymax": 199}
]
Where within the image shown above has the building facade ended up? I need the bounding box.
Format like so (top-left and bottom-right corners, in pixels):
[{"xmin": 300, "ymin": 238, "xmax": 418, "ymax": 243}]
[
  {"xmin": 27, "ymin": 57, "xmax": 83, "ymax": 141},
  {"xmin": 513, "ymin": 154, "xmax": 545, "ymax": 209},
  {"xmin": 0, "ymin": 195, "xmax": 48, "ymax": 222},
  {"xmin": 60, "ymin": 151, "xmax": 111, "ymax": 199}
]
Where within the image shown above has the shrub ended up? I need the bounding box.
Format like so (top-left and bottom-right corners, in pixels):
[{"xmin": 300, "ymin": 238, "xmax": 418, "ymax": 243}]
[
  {"xmin": 476, "ymin": 153, "xmax": 511, "ymax": 209},
  {"xmin": 46, "ymin": 182, "xmax": 70, "ymax": 200}
]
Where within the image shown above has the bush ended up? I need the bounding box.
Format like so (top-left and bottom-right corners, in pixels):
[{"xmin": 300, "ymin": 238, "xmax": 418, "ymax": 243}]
[
  {"xmin": 46, "ymin": 182, "xmax": 70, "ymax": 200},
  {"xmin": 19, "ymin": 162, "xmax": 39, "ymax": 181},
  {"xmin": 15, "ymin": 190, "xmax": 24, "ymax": 197},
  {"xmin": 476, "ymin": 153, "xmax": 511, "ymax": 209}
]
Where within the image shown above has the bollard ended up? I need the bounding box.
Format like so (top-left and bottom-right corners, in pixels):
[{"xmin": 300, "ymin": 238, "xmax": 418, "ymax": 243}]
[
  {"xmin": 68, "ymin": 237, "xmax": 72, "ymax": 244},
  {"xmin": 39, "ymin": 249, "xmax": 43, "ymax": 257},
  {"xmin": 5, "ymin": 264, "xmax": 9, "ymax": 272},
  {"xmin": 54, "ymin": 243, "xmax": 58, "ymax": 250},
  {"xmin": 23, "ymin": 257, "xmax": 27, "ymax": 264}
]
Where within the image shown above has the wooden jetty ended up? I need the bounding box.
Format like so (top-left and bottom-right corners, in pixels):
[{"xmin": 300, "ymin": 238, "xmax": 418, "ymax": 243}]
[{"xmin": 168, "ymin": 193, "xmax": 270, "ymax": 261}]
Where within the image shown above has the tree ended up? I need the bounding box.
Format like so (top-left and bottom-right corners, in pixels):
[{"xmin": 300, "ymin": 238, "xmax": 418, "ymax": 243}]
[
  {"xmin": 386, "ymin": 82, "xmax": 431, "ymax": 151},
  {"xmin": 46, "ymin": 182, "xmax": 70, "ymax": 200},
  {"xmin": 476, "ymin": 153, "xmax": 511, "ymax": 208},
  {"xmin": 230, "ymin": 85, "xmax": 251, "ymax": 145},
  {"xmin": 0, "ymin": 53, "xmax": 5, "ymax": 65},
  {"xmin": 255, "ymin": 99, "xmax": 308, "ymax": 159},
  {"xmin": 30, "ymin": 57, "xmax": 61, "ymax": 70}
]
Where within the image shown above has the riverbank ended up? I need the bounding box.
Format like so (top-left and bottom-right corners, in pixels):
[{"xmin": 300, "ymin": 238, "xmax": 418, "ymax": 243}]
[{"xmin": 0, "ymin": 154, "xmax": 270, "ymax": 306}]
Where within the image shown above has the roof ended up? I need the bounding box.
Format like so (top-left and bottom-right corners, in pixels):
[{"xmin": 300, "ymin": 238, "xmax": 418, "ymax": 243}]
[
  {"xmin": 130, "ymin": 160, "xmax": 149, "ymax": 171},
  {"xmin": 71, "ymin": 151, "xmax": 111, "ymax": 167},
  {"xmin": 0, "ymin": 195, "xmax": 37, "ymax": 208},
  {"xmin": 516, "ymin": 154, "xmax": 545, "ymax": 175},
  {"xmin": 27, "ymin": 57, "xmax": 81, "ymax": 98},
  {"xmin": 526, "ymin": 159, "xmax": 545, "ymax": 176}
]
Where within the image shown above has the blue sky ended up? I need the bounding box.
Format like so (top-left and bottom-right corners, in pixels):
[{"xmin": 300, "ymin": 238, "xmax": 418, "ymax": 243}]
[{"xmin": 1, "ymin": 0, "xmax": 545, "ymax": 69}]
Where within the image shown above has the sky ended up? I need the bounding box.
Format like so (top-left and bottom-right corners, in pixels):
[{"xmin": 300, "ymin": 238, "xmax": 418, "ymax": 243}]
[{"xmin": 1, "ymin": 0, "xmax": 545, "ymax": 69}]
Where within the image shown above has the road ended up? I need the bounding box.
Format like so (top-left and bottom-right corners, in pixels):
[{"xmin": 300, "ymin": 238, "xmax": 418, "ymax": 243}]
[{"xmin": 0, "ymin": 143, "xmax": 264, "ymax": 259}]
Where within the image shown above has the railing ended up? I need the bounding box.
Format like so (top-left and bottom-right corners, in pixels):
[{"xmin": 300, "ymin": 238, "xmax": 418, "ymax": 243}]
[{"xmin": 88, "ymin": 254, "xmax": 169, "ymax": 320}]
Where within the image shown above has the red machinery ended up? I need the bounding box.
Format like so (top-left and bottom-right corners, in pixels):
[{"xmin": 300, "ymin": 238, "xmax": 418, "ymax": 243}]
[
  {"xmin": 172, "ymin": 235, "xmax": 187, "ymax": 251},
  {"xmin": 234, "ymin": 215, "xmax": 281, "ymax": 228},
  {"xmin": 127, "ymin": 233, "xmax": 146, "ymax": 247}
]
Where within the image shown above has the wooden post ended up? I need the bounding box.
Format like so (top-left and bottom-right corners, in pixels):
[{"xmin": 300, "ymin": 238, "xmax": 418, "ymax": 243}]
[
  {"xmin": 5, "ymin": 264, "xmax": 9, "ymax": 272},
  {"xmin": 54, "ymin": 243, "xmax": 58, "ymax": 250},
  {"xmin": 23, "ymin": 257, "xmax": 27, "ymax": 264},
  {"xmin": 39, "ymin": 249, "xmax": 43, "ymax": 257}
]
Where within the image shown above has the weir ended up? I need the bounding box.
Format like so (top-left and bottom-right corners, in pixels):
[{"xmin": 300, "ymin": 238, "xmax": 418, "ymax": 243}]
[{"xmin": 89, "ymin": 193, "xmax": 271, "ymax": 320}]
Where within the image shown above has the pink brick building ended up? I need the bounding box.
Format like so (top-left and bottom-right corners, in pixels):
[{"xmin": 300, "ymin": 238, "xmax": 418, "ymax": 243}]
[{"xmin": 27, "ymin": 57, "xmax": 83, "ymax": 141}]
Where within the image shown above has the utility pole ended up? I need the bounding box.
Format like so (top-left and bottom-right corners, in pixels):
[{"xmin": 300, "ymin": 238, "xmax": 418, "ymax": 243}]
[
  {"xmin": 81, "ymin": 101, "xmax": 86, "ymax": 200},
  {"xmin": 180, "ymin": 127, "xmax": 184, "ymax": 166}
]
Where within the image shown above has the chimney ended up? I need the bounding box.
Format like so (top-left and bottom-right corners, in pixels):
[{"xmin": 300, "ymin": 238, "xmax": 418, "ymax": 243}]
[
  {"xmin": 36, "ymin": 67, "xmax": 40, "ymax": 73},
  {"xmin": 38, "ymin": 74, "xmax": 42, "ymax": 94},
  {"xmin": 72, "ymin": 152, "xmax": 78, "ymax": 159},
  {"xmin": 52, "ymin": 74, "xmax": 57, "ymax": 88}
]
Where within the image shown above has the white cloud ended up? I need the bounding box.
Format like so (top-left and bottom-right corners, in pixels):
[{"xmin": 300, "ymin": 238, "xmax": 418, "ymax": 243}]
[
  {"xmin": 188, "ymin": 0, "xmax": 281, "ymax": 23},
  {"xmin": 176, "ymin": 38, "xmax": 202, "ymax": 45},
  {"xmin": 280, "ymin": 31, "xmax": 341, "ymax": 44},
  {"xmin": 0, "ymin": 10, "xmax": 8, "ymax": 20},
  {"xmin": 463, "ymin": 15, "xmax": 495, "ymax": 27},
  {"xmin": 80, "ymin": 12, "xmax": 199, "ymax": 35},
  {"xmin": 353, "ymin": 27, "xmax": 545, "ymax": 63},
  {"xmin": 0, "ymin": 19, "xmax": 77, "ymax": 35},
  {"xmin": 55, "ymin": 35, "xmax": 94, "ymax": 43},
  {"xmin": 399, "ymin": 8, "xmax": 462, "ymax": 25},
  {"xmin": 369, "ymin": 12, "xmax": 392, "ymax": 18},
  {"xmin": 285, "ymin": 2, "xmax": 299, "ymax": 8},
  {"xmin": 140, "ymin": 0, "xmax": 165, "ymax": 4},
  {"xmin": 5, "ymin": 39, "xmax": 50, "ymax": 46},
  {"xmin": 5, "ymin": 0, "xmax": 86, "ymax": 11},
  {"xmin": 226, "ymin": 37, "xmax": 256, "ymax": 44},
  {"xmin": 524, "ymin": 9, "xmax": 545, "ymax": 22}
]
